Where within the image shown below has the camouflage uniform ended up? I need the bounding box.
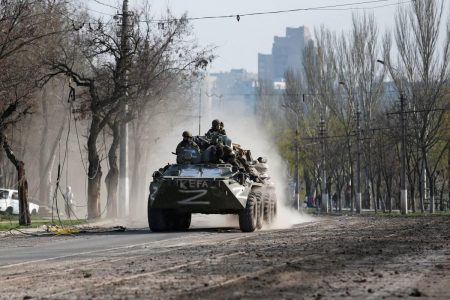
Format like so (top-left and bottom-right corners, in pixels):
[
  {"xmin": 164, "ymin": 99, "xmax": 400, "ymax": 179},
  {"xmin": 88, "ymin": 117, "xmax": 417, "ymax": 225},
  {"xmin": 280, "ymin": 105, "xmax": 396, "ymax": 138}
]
[
  {"xmin": 176, "ymin": 131, "xmax": 200, "ymax": 155},
  {"xmin": 222, "ymin": 146, "xmax": 244, "ymax": 168},
  {"xmin": 205, "ymin": 119, "xmax": 226, "ymax": 137}
]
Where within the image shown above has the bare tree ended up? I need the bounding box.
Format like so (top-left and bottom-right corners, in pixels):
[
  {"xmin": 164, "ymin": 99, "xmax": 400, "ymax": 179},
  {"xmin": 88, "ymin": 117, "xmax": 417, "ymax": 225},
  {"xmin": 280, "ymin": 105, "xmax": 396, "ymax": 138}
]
[
  {"xmin": 45, "ymin": 6, "xmax": 213, "ymax": 218},
  {"xmin": 385, "ymin": 0, "xmax": 450, "ymax": 212},
  {"xmin": 0, "ymin": 0, "xmax": 69, "ymax": 224}
]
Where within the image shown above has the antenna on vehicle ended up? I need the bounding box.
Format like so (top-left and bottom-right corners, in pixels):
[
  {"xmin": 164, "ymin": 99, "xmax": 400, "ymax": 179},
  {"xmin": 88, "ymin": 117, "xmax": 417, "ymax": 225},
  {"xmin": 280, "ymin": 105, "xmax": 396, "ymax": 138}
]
[{"xmin": 198, "ymin": 87, "xmax": 202, "ymax": 135}]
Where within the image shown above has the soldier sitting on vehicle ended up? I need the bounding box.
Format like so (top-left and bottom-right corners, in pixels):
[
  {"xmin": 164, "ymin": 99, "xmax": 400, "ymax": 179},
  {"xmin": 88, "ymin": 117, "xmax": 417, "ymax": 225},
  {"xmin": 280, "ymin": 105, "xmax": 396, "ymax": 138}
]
[
  {"xmin": 205, "ymin": 119, "xmax": 226, "ymax": 138},
  {"xmin": 176, "ymin": 131, "xmax": 201, "ymax": 164},
  {"xmin": 222, "ymin": 145, "xmax": 244, "ymax": 169},
  {"xmin": 201, "ymin": 139, "xmax": 225, "ymax": 164},
  {"xmin": 233, "ymin": 147, "xmax": 261, "ymax": 181}
]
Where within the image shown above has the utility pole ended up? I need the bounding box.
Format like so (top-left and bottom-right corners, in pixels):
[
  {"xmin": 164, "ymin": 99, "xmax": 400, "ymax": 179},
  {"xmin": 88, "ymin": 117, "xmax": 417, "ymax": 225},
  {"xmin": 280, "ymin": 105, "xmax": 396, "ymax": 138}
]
[
  {"xmin": 294, "ymin": 113, "xmax": 300, "ymax": 211},
  {"xmin": 320, "ymin": 115, "xmax": 329, "ymax": 213},
  {"xmin": 119, "ymin": 0, "xmax": 130, "ymax": 218},
  {"xmin": 400, "ymin": 92, "xmax": 408, "ymax": 214},
  {"xmin": 355, "ymin": 100, "xmax": 362, "ymax": 214}
]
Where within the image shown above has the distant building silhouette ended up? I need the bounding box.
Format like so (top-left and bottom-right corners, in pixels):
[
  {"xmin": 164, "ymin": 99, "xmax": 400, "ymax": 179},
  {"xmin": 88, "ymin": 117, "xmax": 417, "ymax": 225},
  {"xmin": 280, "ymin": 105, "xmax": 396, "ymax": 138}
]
[
  {"xmin": 207, "ymin": 69, "xmax": 257, "ymax": 114},
  {"xmin": 258, "ymin": 26, "xmax": 312, "ymax": 83}
]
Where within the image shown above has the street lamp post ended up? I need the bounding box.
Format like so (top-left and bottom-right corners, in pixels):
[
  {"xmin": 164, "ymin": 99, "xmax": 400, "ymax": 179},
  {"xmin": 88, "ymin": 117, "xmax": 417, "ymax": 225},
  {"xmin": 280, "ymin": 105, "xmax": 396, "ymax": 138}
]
[
  {"xmin": 319, "ymin": 114, "xmax": 329, "ymax": 213},
  {"xmin": 377, "ymin": 60, "xmax": 408, "ymax": 215},
  {"xmin": 119, "ymin": 0, "xmax": 131, "ymax": 218}
]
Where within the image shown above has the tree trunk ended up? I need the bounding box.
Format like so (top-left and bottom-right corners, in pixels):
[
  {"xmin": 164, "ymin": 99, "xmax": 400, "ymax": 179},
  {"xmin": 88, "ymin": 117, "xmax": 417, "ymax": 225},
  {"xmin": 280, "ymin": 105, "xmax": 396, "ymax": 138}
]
[
  {"xmin": 39, "ymin": 91, "xmax": 49, "ymax": 205},
  {"xmin": 105, "ymin": 121, "xmax": 119, "ymax": 218},
  {"xmin": 376, "ymin": 173, "xmax": 384, "ymax": 213},
  {"xmin": 386, "ymin": 180, "xmax": 392, "ymax": 213},
  {"xmin": 336, "ymin": 180, "xmax": 343, "ymax": 212},
  {"xmin": 410, "ymin": 185, "xmax": 416, "ymax": 213},
  {"xmin": 428, "ymin": 172, "xmax": 434, "ymax": 213},
  {"xmin": 418, "ymin": 161, "xmax": 425, "ymax": 212},
  {"xmin": 423, "ymin": 149, "xmax": 434, "ymax": 214},
  {"xmin": 87, "ymin": 116, "xmax": 102, "ymax": 219},
  {"xmin": 1, "ymin": 134, "xmax": 30, "ymax": 225},
  {"xmin": 17, "ymin": 161, "xmax": 30, "ymax": 225},
  {"xmin": 347, "ymin": 142, "xmax": 354, "ymax": 212}
]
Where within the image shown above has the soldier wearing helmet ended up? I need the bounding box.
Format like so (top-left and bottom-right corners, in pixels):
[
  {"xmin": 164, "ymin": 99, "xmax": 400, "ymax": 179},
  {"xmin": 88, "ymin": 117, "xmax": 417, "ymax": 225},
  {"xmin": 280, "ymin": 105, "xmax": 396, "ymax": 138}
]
[
  {"xmin": 176, "ymin": 131, "xmax": 200, "ymax": 155},
  {"xmin": 222, "ymin": 145, "xmax": 243, "ymax": 168},
  {"xmin": 205, "ymin": 119, "xmax": 226, "ymax": 138}
]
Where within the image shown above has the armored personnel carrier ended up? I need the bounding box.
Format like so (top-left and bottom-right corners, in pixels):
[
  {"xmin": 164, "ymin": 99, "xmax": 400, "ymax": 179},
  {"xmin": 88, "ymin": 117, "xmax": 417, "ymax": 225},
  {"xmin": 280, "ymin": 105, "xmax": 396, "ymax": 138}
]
[{"xmin": 147, "ymin": 134, "xmax": 277, "ymax": 232}]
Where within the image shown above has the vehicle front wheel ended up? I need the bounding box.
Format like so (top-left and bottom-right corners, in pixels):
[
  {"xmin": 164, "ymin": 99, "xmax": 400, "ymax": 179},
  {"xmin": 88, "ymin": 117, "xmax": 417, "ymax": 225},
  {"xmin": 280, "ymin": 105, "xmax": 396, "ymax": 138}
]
[
  {"xmin": 148, "ymin": 195, "xmax": 169, "ymax": 232},
  {"xmin": 256, "ymin": 191, "xmax": 264, "ymax": 230},
  {"xmin": 271, "ymin": 193, "xmax": 277, "ymax": 220},
  {"xmin": 239, "ymin": 191, "xmax": 258, "ymax": 232},
  {"xmin": 263, "ymin": 192, "xmax": 272, "ymax": 225},
  {"xmin": 173, "ymin": 212, "xmax": 191, "ymax": 231}
]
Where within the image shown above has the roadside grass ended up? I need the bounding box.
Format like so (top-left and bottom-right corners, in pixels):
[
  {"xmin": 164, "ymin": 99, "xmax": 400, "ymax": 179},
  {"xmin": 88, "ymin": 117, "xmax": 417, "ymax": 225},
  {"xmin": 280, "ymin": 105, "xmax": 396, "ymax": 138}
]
[{"xmin": 0, "ymin": 214, "xmax": 87, "ymax": 231}]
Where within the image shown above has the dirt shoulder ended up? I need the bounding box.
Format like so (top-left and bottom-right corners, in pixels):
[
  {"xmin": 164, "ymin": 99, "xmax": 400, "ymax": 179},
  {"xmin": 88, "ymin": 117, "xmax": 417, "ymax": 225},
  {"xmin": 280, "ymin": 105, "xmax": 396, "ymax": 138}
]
[{"xmin": 0, "ymin": 215, "xmax": 449, "ymax": 299}]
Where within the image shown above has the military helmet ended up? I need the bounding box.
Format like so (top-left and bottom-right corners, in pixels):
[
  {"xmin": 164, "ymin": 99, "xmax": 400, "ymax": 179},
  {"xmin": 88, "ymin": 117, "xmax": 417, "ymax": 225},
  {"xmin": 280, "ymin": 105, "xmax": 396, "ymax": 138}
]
[
  {"xmin": 212, "ymin": 119, "xmax": 220, "ymax": 127},
  {"xmin": 182, "ymin": 131, "xmax": 193, "ymax": 138}
]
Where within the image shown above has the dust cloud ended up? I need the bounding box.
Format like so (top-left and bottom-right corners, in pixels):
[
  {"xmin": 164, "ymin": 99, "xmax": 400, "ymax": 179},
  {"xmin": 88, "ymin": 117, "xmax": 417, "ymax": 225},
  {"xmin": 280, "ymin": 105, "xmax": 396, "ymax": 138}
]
[{"xmin": 212, "ymin": 103, "xmax": 314, "ymax": 230}]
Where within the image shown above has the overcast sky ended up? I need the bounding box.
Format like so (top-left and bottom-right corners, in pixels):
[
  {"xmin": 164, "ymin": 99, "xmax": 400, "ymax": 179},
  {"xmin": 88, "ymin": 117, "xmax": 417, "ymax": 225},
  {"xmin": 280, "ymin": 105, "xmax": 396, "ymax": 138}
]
[{"xmin": 84, "ymin": 0, "xmax": 437, "ymax": 73}]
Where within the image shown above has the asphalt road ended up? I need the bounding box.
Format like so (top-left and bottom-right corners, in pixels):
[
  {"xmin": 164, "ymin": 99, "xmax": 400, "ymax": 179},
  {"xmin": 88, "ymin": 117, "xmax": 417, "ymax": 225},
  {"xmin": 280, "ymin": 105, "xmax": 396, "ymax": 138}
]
[
  {"xmin": 0, "ymin": 215, "xmax": 449, "ymax": 299},
  {"xmin": 0, "ymin": 214, "xmax": 266, "ymax": 267}
]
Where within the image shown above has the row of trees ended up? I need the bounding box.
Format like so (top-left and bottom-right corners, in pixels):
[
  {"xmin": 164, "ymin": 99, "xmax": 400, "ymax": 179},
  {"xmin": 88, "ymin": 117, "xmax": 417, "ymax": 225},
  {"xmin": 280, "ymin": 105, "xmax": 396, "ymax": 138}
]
[
  {"xmin": 257, "ymin": 0, "xmax": 449, "ymax": 213},
  {"xmin": 0, "ymin": 0, "xmax": 212, "ymax": 224}
]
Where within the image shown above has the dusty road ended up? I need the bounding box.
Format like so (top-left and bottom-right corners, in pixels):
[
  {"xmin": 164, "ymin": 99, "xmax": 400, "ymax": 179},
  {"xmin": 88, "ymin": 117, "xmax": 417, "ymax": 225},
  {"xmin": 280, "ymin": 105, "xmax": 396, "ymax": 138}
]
[{"xmin": 0, "ymin": 215, "xmax": 449, "ymax": 299}]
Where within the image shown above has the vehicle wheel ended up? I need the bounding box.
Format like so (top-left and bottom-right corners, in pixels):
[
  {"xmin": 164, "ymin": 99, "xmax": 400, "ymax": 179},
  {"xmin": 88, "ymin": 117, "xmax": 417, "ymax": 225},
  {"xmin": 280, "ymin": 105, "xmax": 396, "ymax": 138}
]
[
  {"xmin": 173, "ymin": 212, "xmax": 191, "ymax": 231},
  {"xmin": 239, "ymin": 191, "xmax": 258, "ymax": 232},
  {"xmin": 271, "ymin": 192, "xmax": 277, "ymax": 220},
  {"xmin": 148, "ymin": 207, "xmax": 169, "ymax": 232},
  {"xmin": 148, "ymin": 195, "xmax": 168, "ymax": 232},
  {"xmin": 263, "ymin": 192, "xmax": 272, "ymax": 224},
  {"xmin": 256, "ymin": 191, "xmax": 264, "ymax": 230},
  {"xmin": 5, "ymin": 207, "xmax": 13, "ymax": 215}
]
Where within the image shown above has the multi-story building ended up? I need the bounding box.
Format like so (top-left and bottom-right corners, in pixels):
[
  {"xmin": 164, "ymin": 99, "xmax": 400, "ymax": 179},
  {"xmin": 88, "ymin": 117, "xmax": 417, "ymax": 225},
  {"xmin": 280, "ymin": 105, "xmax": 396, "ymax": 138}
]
[
  {"xmin": 258, "ymin": 26, "xmax": 312, "ymax": 83},
  {"xmin": 207, "ymin": 69, "xmax": 257, "ymax": 115}
]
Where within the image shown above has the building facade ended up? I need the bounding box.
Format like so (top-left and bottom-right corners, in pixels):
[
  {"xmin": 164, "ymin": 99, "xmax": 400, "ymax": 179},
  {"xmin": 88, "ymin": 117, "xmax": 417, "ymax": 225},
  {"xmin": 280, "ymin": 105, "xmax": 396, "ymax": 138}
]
[{"xmin": 258, "ymin": 26, "xmax": 312, "ymax": 83}]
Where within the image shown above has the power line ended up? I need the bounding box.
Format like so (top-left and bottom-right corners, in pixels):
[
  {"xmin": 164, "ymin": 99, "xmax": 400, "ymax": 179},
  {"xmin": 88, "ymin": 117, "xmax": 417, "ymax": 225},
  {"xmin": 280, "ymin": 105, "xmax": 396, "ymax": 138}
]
[
  {"xmin": 90, "ymin": 0, "xmax": 118, "ymax": 10},
  {"xmin": 83, "ymin": 6, "xmax": 115, "ymax": 17},
  {"xmin": 141, "ymin": 0, "xmax": 410, "ymax": 23},
  {"xmin": 61, "ymin": 0, "xmax": 411, "ymax": 29},
  {"xmin": 316, "ymin": 0, "xmax": 411, "ymax": 11}
]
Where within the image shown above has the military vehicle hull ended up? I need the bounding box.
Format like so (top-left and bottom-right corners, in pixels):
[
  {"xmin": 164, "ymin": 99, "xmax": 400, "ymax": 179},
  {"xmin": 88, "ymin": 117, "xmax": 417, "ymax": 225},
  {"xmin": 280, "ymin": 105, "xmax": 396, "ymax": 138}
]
[{"xmin": 148, "ymin": 164, "xmax": 276, "ymax": 232}]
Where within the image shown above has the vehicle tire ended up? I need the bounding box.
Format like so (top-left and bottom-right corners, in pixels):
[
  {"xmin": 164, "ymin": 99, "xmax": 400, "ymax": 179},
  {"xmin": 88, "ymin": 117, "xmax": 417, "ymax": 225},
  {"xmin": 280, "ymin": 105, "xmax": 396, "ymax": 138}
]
[
  {"xmin": 263, "ymin": 192, "xmax": 272, "ymax": 224},
  {"xmin": 271, "ymin": 192, "xmax": 277, "ymax": 220},
  {"xmin": 239, "ymin": 191, "xmax": 258, "ymax": 232},
  {"xmin": 5, "ymin": 207, "xmax": 13, "ymax": 215},
  {"xmin": 256, "ymin": 191, "xmax": 264, "ymax": 230},
  {"xmin": 173, "ymin": 213, "xmax": 191, "ymax": 231},
  {"xmin": 148, "ymin": 195, "xmax": 168, "ymax": 232}
]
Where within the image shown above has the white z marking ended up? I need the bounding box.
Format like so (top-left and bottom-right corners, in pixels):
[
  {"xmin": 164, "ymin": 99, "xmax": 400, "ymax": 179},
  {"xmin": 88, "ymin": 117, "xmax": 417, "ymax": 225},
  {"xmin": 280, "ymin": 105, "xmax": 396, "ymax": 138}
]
[{"xmin": 177, "ymin": 189, "xmax": 209, "ymax": 205}]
